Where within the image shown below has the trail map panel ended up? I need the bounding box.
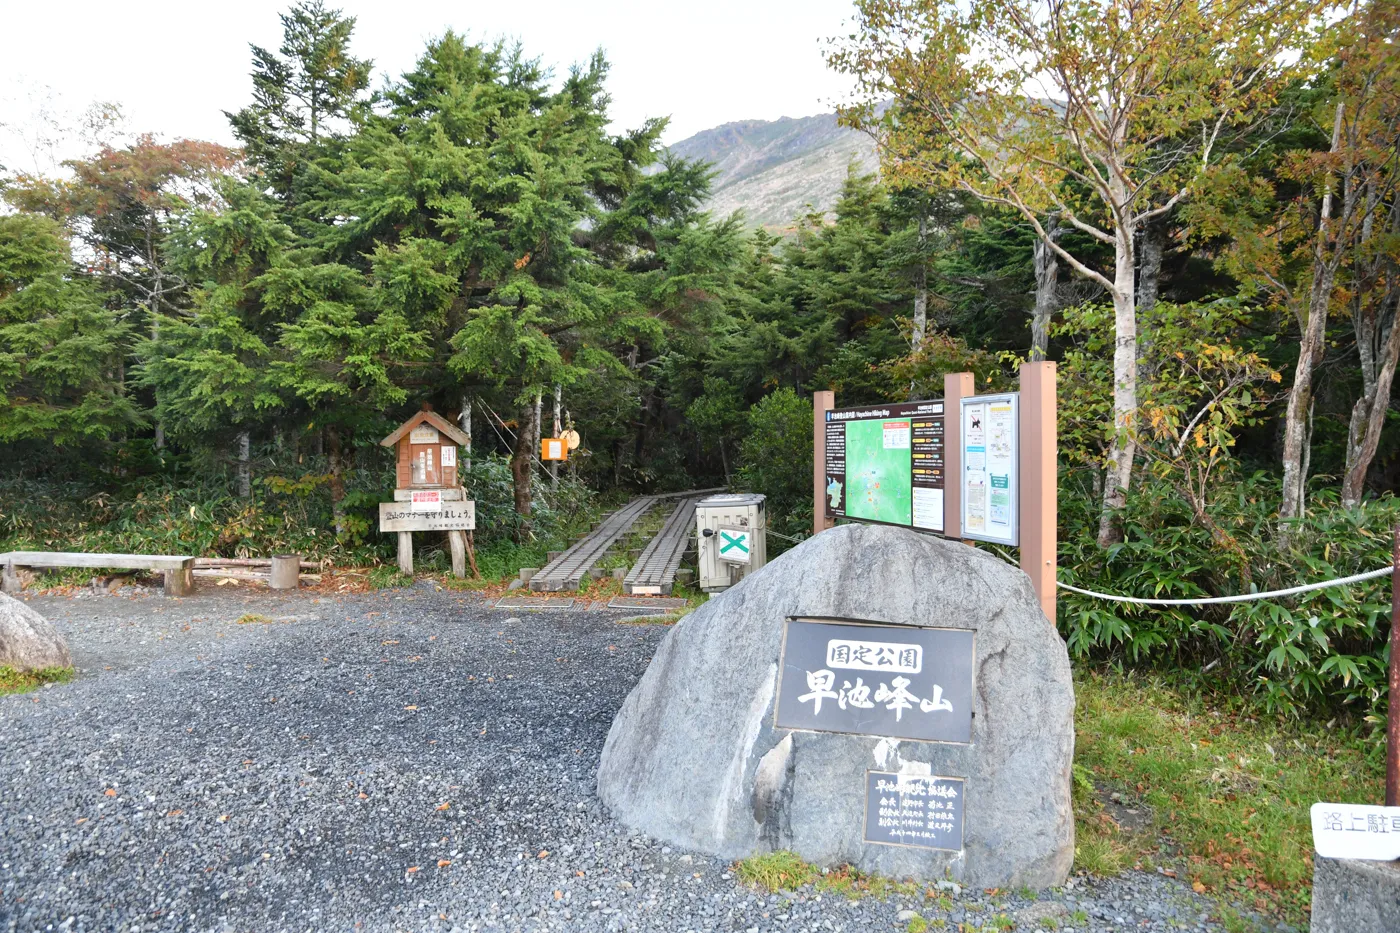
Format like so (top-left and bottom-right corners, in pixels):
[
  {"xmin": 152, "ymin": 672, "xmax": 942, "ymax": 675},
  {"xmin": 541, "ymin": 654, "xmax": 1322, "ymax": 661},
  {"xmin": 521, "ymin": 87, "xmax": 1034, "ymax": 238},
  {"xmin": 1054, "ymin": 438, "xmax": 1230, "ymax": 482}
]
[{"xmin": 825, "ymin": 401, "xmax": 943, "ymax": 532}]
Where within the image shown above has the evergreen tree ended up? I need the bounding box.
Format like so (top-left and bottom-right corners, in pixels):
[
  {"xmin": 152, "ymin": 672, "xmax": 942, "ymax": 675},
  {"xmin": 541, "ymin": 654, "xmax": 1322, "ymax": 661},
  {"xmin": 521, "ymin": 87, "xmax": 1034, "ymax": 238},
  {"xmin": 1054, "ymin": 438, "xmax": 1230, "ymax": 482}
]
[{"xmin": 0, "ymin": 213, "xmax": 140, "ymax": 449}]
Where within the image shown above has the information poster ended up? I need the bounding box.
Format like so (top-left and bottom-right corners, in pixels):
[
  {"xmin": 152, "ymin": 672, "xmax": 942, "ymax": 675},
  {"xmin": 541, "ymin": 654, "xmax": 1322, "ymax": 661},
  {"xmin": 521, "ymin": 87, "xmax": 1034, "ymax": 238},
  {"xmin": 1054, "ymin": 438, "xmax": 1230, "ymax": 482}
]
[
  {"xmin": 825, "ymin": 401, "xmax": 944, "ymax": 533},
  {"xmin": 960, "ymin": 393, "xmax": 1018, "ymax": 545}
]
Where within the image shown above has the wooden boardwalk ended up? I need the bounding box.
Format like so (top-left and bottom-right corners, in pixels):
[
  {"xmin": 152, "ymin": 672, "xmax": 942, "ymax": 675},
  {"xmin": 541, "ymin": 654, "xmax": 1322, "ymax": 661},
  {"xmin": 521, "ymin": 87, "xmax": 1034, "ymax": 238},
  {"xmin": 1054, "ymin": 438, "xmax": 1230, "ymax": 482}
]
[
  {"xmin": 622, "ymin": 496, "xmax": 700, "ymax": 595},
  {"xmin": 529, "ymin": 496, "xmax": 658, "ymax": 592}
]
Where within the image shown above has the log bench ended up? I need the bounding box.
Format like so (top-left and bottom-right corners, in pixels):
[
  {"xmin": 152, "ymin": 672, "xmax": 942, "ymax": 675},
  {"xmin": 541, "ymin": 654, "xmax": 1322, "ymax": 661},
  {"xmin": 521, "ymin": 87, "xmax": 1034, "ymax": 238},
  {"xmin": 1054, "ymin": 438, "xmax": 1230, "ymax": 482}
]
[{"xmin": 0, "ymin": 551, "xmax": 196, "ymax": 596}]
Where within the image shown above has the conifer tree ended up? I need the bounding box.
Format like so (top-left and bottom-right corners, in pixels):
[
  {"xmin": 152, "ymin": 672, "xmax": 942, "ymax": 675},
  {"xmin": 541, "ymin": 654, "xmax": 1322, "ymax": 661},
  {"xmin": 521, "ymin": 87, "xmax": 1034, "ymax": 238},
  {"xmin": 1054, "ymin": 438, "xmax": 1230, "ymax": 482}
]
[{"xmin": 0, "ymin": 213, "xmax": 140, "ymax": 447}]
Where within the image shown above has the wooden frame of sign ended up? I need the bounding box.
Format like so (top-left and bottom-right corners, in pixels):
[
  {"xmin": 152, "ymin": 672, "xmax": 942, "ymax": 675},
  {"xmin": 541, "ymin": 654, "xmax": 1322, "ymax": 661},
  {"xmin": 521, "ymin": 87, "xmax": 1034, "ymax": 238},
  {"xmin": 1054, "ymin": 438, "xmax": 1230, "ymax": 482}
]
[{"xmin": 378, "ymin": 405, "xmax": 478, "ymax": 579}]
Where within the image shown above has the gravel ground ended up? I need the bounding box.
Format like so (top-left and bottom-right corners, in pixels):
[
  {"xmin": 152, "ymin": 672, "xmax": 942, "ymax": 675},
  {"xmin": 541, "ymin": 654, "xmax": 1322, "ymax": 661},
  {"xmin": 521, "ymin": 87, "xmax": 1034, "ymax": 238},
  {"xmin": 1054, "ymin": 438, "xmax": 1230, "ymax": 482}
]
[{"xmin": 1, "ymin": 585, "xmax": 1258, "ymax": 933}]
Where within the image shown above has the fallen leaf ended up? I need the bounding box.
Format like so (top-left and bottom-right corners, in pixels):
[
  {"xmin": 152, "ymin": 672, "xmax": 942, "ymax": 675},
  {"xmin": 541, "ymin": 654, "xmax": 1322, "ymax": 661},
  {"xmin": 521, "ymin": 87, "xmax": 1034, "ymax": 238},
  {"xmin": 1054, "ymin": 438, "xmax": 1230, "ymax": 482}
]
[
  {"xmin": 407, "ymin": 866, "xmax": 420, "ymax": 873},
  {"xmin": 1162, "ymin": 868, "xmax": 1177, "ymax": 878},
  {"xmin": 167, "ymin": 810, "xmax": 184, "ymax": 817},
  {"xmin": 576, "ymin": 870, "xmax": 585, "ymax": 877},
  {"xmin": 435, "ymin": 802, "xmax": 450, "ymax": 811},
  {"xmin": 103, "ymin": 788, "xmax": 116, "ymax": 797},
  {"xmin": 1192, "ymin": 881, "xmax": 1206, "ymax": 893},
  {"xmin": 358, "ymin": 792, "xmax": 368, "ymax": 799},
  {"xmin": 553, "ymin": 890, "xmax": 562, "ymax": 900},
  {"xmin": 217, "ymin": 814, "xmax": 230, "ymax": 823},
  {"xmin": 437, "ymin": 859, "xmax": 451, "ymax": 868},
  {"xmin": 538, "ymin": 850, "xmax": 549, "ymax": 859},
  {"xmin": 404, "ymin": 705, "xmax": 418, "ymax": 711},
  {"xmin": 382, "ymin": 640, "xmax": 399, "ymax": 645},
  {"xmin": 74, "ymin": 818, "xmax": 87, "ymax": 825}
]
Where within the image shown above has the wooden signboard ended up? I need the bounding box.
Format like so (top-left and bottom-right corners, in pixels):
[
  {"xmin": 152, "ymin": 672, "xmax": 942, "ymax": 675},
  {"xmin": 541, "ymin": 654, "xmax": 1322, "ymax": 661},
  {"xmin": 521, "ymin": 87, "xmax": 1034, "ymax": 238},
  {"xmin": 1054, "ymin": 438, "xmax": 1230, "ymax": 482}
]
[
  {"xmin": 541, "ymin": 437, "xmax": 568, "ymax": 461},
  {"xmin": 380, "ymin": 408, "xmax": 471, "ymax": 489},
  {"xmin": 379, "ymin": 500, "xmax": 475, "ymax": 533}
]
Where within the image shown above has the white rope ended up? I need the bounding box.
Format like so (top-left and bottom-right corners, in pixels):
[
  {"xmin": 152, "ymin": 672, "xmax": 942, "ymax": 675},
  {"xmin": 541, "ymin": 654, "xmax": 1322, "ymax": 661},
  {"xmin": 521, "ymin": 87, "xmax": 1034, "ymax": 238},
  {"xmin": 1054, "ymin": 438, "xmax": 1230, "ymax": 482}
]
[{"xmin": 1056, "ymin": 565, "xmax": 1394, "ymax": 606}]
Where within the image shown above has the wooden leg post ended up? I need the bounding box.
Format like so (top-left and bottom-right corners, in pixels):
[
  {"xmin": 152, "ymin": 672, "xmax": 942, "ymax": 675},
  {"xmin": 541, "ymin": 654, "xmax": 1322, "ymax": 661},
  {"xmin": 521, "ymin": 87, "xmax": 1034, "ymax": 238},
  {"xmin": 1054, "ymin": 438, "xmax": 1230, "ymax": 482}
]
[
  {"xmin": 398, "ymin": 532, "xmax": 414, "ymax": 575},
  {"xmin": 448, "ymin": 530, "xmax": 467, "ymax": 580},
  {"xmin": 1020, "ymin": 361, "xmax": 1057, "ymax": 624},
  {"xmin": 943, "ymin": 372, "xmax": 975, "ymax": 541},
  {"xmin": 813, "ymin": 390, "xmax": 836, "ymax": 537},
  {"xmin": 1388, "ymin": 524, "xmax": 1399, "ymax": 806},
  {"xmin": 466, "ymin": 530, "xmax": 481, "ymax": 579}
]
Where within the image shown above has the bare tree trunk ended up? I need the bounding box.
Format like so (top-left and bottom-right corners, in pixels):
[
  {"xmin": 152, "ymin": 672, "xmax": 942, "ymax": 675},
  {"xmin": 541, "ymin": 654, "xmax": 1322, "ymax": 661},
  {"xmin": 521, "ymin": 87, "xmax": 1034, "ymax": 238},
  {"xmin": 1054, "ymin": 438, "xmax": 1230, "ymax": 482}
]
[
  {"xmin": 511, "ymin": 403, "xmax": 536, "ymax": 538},
  {"xmin": 326, "ymin": 426, "xmax": 346, "ymax": 535},
  {"xmin": 235, "ymin": 431, "xmax": 252, "ymax": 499},
  {"xmin": 719, "ymin": 440, "xmax": 731, "ymax": 487},
  {"xmin": 459, "ymin": 395, "xmax": 472, "ymax": 477},
  {"xmin": 1136, "ymin": 217, "xmax": 1165, "ymax": 377},
  {"xmin": 1280, "ymin": 101, "xmax": 1347, "ymax": 534},
  {"xmin": 912, "ymin": 214, "xmax": 928, "ymax": 350},
  {"xmin": 1097, "ymin": 223, "xmax": 1139, "ymax": 548},
  {"xmin": 1030, "ymin": 221, "xmax": 1059, "ymax": 362},
  {"xmin": 1343, "ymin": 296, "xmax": 1400, "ymax": 506}
]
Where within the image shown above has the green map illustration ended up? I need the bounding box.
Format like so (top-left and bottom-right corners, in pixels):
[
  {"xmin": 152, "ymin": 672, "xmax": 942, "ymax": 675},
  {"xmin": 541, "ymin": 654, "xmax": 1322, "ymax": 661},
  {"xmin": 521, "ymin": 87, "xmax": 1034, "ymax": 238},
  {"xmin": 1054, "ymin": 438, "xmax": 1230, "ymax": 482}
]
[{"xmin": 844, "ymin": 418, "xmax": 912, "ymax": 525}]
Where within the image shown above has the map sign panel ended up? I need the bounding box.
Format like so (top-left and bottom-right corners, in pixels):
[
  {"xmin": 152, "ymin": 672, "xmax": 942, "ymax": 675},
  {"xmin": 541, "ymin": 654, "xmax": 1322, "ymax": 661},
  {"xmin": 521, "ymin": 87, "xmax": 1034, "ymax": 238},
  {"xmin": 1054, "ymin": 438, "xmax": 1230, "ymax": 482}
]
[
  {"xmin": 825, "ymin": 401, "xmax": 944, "ymax": 533},
  {"xmin": 864, "ymin": 772, "xmax": 965, "ymax": 851},
  {"xmin": 775, "ymin": 618, "xmax": 974, "ymax": 744}
]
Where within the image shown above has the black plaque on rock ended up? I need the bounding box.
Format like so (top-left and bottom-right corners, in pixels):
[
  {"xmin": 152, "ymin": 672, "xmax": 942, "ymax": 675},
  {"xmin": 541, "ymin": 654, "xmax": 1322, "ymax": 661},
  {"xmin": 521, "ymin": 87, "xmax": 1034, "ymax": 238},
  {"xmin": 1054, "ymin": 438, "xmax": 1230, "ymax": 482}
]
[
  {"xmin": 863, "ymin": 771, "xmax": 965, "ymax": 851},
  {"xmin": 774, "ymin": 618, "xmax": 974, "ymax": 743}
]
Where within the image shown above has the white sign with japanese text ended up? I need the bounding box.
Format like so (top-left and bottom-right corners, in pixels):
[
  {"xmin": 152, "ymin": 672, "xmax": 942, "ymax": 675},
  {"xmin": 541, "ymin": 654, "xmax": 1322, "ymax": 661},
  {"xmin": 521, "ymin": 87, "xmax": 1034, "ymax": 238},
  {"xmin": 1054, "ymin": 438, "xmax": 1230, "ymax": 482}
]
[
  {"xmin": 411, "ymin": 490, "xmax": 442, "ymax": 512},
  {"xmin": 1311, "ymin": 802, "xmax": 1400, "ymax": 860}
]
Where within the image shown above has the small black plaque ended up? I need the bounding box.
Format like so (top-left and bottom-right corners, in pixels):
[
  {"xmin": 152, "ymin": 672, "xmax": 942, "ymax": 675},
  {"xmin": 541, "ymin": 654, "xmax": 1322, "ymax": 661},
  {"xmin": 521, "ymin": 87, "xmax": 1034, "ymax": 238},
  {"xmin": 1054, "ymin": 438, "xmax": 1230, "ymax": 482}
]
[
  {"xmin": 863, "ymin": 771, "xmax": 965, "ymax": 851},
  {"xmin": 775, "ymin": 618, "xmax": 974, "ymax": 743}
]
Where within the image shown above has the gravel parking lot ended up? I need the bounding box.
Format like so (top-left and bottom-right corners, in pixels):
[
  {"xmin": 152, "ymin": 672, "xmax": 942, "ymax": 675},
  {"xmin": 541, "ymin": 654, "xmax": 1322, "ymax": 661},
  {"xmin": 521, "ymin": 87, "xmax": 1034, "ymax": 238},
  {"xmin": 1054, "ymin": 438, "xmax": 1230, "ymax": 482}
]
[{"xmin": 0, "ymin": 586, "xmax": 1253, "ymax": 933}]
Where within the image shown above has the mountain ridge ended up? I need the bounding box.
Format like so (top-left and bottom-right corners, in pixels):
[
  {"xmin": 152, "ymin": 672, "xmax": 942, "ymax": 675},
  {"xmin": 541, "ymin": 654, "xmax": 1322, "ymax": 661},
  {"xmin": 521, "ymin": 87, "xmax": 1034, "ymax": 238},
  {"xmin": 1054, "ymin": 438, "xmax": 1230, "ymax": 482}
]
[{"xmin": 665, "ymin": 110, "xmax": 878, "ymax": 231}]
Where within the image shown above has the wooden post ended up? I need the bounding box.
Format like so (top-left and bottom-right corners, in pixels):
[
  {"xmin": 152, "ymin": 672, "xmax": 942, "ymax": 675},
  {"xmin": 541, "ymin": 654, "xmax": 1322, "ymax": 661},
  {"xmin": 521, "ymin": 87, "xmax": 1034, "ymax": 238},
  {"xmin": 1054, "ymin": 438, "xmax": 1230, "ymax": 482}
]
[
  {"xmin": 1389, "ymin": 525, "xmax": 1399, "ymax": 806},
  {"xmin": 943, "ymin": 372, "xmax": 975, "ymax": 540},
  {"xmin": 448, "ymin": 530, "xmax": 467, "ymax": 580},
  {"xmin": 1020, "ymin": 361, "xmax": 1057, "ymax": 624},
  {"xmin": 813, "ymin": 389, "xmax": 836, "ymax": 537},
  {"xmin": 397, "ymin": 532, "xmax": 414, "ymax": 575}
]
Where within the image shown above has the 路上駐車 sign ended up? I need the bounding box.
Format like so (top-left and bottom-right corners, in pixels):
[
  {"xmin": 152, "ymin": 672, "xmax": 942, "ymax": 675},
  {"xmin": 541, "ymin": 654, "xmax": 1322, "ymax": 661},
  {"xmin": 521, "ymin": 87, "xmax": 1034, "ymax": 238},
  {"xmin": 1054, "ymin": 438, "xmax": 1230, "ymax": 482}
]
[
  {"xmin": 1311, "ymin": 802, "xmax": 1400, "ymax": 860},
  {"xmin": 774, "ymin": 617, "xmax": 974, "ymax": 744},
  {"xmin": 379, "ymin": 500, "xmax": 476, "ymax": 533}
]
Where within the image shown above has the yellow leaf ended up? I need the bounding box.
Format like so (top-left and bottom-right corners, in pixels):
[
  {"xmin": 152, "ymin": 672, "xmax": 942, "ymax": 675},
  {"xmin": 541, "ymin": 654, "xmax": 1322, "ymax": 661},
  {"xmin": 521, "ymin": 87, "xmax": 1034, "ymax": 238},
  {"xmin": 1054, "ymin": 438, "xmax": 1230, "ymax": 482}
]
[
  {"xmin": 435, "ymin": 802, "xmax": 450, "ymax": 811},
  {"xmin": 538, "ymin": 850, "xmax": 550, "ymax": 859},
  {"xmin": 1192, "ymin": 881, "xmax": 1206, "ymax": 893},
  {"xmin": 437, "ymin": 859, "xmax": 452, "ymax": 868}
]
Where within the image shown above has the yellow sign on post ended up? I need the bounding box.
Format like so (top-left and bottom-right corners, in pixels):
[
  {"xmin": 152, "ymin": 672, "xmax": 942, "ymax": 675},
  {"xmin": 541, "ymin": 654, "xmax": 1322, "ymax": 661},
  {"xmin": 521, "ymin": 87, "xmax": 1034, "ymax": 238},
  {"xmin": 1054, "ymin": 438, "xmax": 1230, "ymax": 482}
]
[{"xmin": 541, "ymin": 437, "xmax": 568, "ymax": 461}]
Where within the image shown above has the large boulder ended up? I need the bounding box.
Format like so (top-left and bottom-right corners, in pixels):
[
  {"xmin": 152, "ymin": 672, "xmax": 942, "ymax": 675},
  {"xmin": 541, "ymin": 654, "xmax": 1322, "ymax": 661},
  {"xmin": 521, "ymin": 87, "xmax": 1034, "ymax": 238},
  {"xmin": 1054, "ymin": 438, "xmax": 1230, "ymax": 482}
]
[
  {"xmin": 597, "ymin": 523, "xmax": 1074, "ymax": 889},
  {"xmin": 0, "ymin": 592, "xmax": 71, "ymax": 671}
]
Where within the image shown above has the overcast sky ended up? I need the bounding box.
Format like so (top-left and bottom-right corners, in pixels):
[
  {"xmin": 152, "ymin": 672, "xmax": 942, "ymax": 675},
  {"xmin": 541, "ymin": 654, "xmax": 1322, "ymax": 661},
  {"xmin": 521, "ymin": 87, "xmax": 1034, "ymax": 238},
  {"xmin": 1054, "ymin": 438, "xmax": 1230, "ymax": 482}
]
[{"xmin": 1, "ymin": 0, "xmax": 859, "ymax": 174}]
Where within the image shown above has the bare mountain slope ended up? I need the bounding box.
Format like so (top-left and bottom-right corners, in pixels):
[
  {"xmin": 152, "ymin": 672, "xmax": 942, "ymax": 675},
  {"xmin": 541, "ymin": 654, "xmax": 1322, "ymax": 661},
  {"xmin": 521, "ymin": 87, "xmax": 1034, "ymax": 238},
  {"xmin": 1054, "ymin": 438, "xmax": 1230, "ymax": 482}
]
[{"xmin": 666, "ymin": 112, "xmax": 878, "ymax": 231}]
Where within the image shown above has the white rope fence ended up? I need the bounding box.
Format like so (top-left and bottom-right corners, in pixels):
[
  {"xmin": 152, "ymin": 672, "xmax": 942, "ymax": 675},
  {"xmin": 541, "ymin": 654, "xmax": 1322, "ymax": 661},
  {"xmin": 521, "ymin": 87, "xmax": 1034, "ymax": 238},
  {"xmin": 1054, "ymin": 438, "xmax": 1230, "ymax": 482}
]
[
  {"xmin": 1057, "ymin": 566, "xmax": 1395, "ymax": 606},
  {"xmin": 978, "ymin": 542, "xmax": 1395, "ymax": 606}
]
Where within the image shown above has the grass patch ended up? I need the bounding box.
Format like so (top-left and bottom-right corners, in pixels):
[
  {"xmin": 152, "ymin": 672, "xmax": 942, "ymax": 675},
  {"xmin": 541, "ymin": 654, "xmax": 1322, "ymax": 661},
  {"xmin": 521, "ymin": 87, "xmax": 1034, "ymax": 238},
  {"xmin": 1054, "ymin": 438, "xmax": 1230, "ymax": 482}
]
[
  {"xmin": 234, "ymin": 613, "xmax": 274, "ymax": 625},
  {"xmin": 0, "ymin": 665, "xmax": 75, "ymax": 695},
  {"xmin": 734, "ymin": 851, "xmax": 921, "ymax": 901},
  {"xmin": 1074, "ymin": 671, "xmax": 1384, "ymax": 926},
  {"xmin": 735, "ymin": 851, "xmax": 817, "ymax": 892},
  {"xmin": 367, "ymin": 566, "xmax": 414, "ymax": 589}
]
